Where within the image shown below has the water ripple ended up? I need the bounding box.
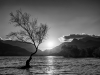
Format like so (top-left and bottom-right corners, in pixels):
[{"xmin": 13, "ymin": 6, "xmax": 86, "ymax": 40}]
[{"xmin": 0, "ymin": 56, "xmax": 100, "ymax": 75}]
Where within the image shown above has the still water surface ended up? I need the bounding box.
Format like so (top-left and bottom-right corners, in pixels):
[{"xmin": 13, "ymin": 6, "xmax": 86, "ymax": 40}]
[{"xmin": 0, "ymin": 56, "xmax": 100, "ymax": 75}]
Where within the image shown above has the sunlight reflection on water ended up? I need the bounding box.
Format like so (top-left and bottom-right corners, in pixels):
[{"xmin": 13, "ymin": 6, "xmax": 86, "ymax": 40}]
[
  {"xmin": 0, "ymin": 56, "xmax": 100, "ymax": 75},
  {"xmin": 46, "ymin": 56, "xmax": 55, "ymax": 75}
]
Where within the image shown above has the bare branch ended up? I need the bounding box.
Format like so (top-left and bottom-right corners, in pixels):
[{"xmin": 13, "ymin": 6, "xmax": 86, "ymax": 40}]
[
  {"xmin": 6, "ymin": 32, "xmax": 24, "ymax": 42},
  {"xmin": 8, "ymin": 9, "xmax": 49, "ymax": 49}
]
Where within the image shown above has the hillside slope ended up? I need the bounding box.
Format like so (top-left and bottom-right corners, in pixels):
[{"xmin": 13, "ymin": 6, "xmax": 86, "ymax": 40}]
[{"xmin": 0, "ymin": 41, "xmax": 32, "ymax": 56}]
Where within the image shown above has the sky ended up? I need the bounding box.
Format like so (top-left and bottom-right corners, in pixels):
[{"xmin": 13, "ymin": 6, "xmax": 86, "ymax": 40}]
[{"xmin": 0, "ymin": 0, "xmax": 100, "ymax": 50}]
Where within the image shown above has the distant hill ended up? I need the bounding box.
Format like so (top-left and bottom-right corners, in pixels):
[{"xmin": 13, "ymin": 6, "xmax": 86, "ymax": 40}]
[
  {"xmin": 67, "ymin": 38, "xmax": 100, "ymax": 48},
  {"xmin": 1, "ymin": 40, "xmax": 46, "ymax": 55},
  {"xmin": 0, "ymin": 40, "xmax": 32, "ymax": 56},
  {"xmin": 1, "ymin": 36, "xmax": 100, "ymax": 56},
  {"xmin": 50, "ymin": 37, "xmax": 100, "ymax": 56},
  {"xmin": 0, "ymin": 39, "xmax": 54, "ymax": 56},
  {"xmin": 2, "ymin": 40, "xmax": 36, "ymax": 52}
]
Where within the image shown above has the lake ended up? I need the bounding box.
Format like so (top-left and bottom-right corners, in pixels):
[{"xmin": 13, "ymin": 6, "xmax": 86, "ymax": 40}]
[{"xmin": 0, "ymin": 56, "xmax": 100, "ymax": 75}]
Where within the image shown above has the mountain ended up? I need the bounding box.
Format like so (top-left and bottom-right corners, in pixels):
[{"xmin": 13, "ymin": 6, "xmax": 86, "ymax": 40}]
[
  {"xmin": 2, "ymin": 40, "xmax": 36, "ymax": 52},
  {"xmin": 68, "ymin": 38, "xmax": 100, "ymax": 48},
  {"xmin": 0, "ymin": 40, "xmax": 32, "ymax": 56},
  {"xmin": 1, "ymin": 40, "xmax": 46, "ymax": 55},
  {"xmin": 50, "ymin": 38, "xmax": 100, "ymax": 56},
  {"xmin": 1, "ymin": 36, "xmax": 100, "ymax": 56},
  {"xmin": 0, "ymin": 39, "xmax": 53, "ymax": 56}
]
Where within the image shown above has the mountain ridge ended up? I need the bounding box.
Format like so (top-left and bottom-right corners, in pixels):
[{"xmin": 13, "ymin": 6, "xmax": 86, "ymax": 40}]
[
  {"xmin": 0, "ymin": 40, "xmax": 32, "ymax": 56},
  {"xmin": 1, "ymin": 36, "xmax": 100, "ymax": 56}
]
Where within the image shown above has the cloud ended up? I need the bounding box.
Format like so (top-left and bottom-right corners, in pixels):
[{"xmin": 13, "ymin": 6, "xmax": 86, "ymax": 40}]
[
  {"xmin": 58, "ymin": 36, "xmax": 65, "ymax": 42},
  {"xmin": 58, "ymin": 35, "xmax": 73, "ymax": 42},
  {"xmin": 58, "ymin": 33, "xmax": 100, "ymax": 42},
  {"xmin": 0, "ymin": 37, "xmax": 12, "ymax": 41},
  {"xmin": 0, "ymin": 37, "xmax": 2, "ymax": 40}
]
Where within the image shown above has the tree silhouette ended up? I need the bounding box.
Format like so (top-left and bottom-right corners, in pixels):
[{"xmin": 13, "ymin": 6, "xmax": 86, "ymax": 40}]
[{"xmin": 6, "ymin": 9, "xmax": 48, "ymax": 68}]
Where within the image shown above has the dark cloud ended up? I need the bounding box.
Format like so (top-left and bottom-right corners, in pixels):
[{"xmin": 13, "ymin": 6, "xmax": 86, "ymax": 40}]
[{"xmin": 59, "ymin": 33, "xmax": 100, "ymax": 42}]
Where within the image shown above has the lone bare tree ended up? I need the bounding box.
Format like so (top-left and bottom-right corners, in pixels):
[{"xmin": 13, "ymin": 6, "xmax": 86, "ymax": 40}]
[{"xmin": 6, "ymin": 10, "xmax": 48, "ymax": 68}]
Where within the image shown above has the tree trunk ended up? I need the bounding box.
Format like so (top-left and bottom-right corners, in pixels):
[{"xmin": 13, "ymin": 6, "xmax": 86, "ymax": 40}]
[
  {"xmin": 25, "ymin": 54, "xmax": 32, "ymax": 67},
  {"xmin": 21, "ymin": 48, "xmax": 38, "ymax": 69}
]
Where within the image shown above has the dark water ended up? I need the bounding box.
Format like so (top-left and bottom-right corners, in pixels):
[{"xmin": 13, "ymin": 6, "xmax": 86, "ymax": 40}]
[{"xmin": 0, "ymin": 56, "xmax": 100, "ymax": 75}]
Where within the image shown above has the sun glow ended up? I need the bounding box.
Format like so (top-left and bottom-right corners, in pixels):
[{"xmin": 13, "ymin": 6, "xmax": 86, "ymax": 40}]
[{"xmin": 47, "ymin": 41, "xmax": 55, "ymax": 49}]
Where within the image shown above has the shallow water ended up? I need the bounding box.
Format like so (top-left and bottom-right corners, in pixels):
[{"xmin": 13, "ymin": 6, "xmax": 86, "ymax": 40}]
[{"xmin": 0, "ymin": 56, "xmax": 100, "ymax": 75}]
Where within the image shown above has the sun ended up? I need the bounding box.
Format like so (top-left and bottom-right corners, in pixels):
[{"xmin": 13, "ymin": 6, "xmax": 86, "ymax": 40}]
[{"xmin": 47, "ymin": 41, "xmax": 54, "ymax": 49}]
